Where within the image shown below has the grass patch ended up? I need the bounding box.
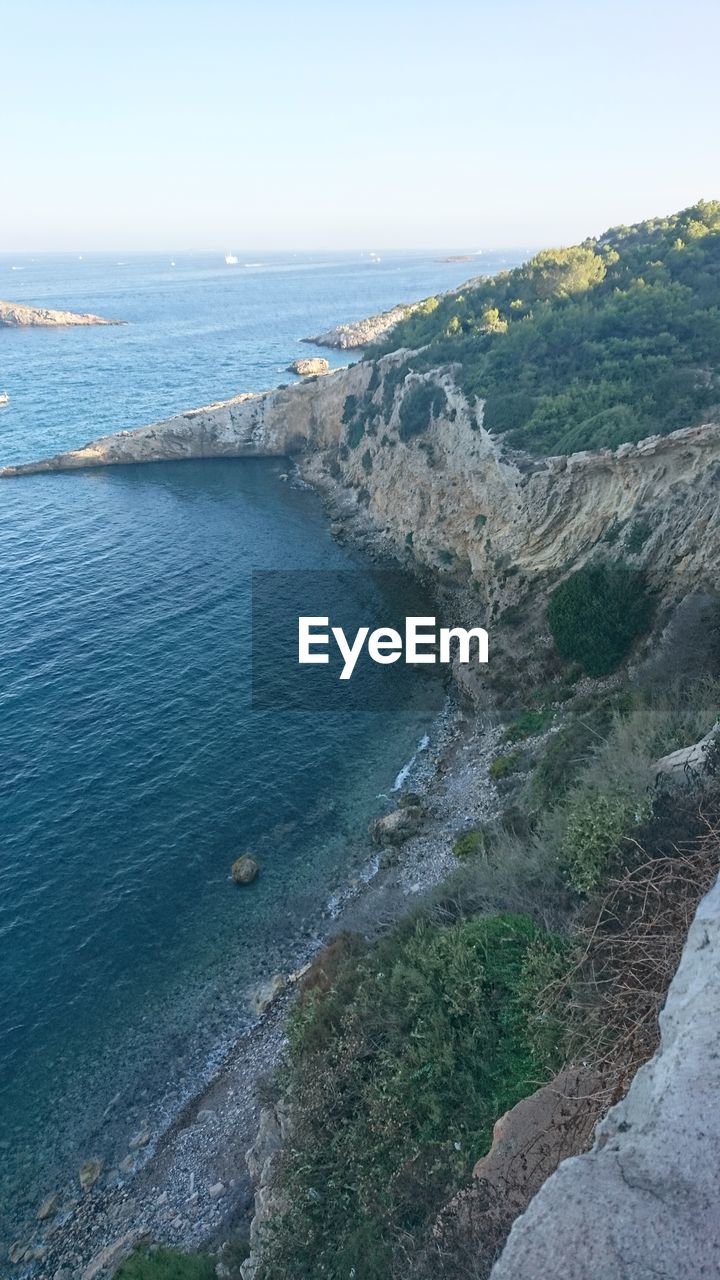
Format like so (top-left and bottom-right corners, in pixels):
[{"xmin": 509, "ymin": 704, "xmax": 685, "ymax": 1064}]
[
  {"xmin": 489, "ymin": 751, "xmax": 522, "ymax": 781},
  {"xmin": 115, "ymin": 1247, "xmax": 216, "ymax": 1280},
  {"xmin": 505, "ymin": 707, "xmax": 555, "ymax": 743},
  {"xmin": 452, "ymin": 828, "xmax": 486, "ymax": 860}
]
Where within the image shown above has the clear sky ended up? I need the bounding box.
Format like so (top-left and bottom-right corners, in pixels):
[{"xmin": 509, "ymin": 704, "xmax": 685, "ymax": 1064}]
[{"xmin": 3, "ymin": 0, "xmax": 719, "ymax": 251}]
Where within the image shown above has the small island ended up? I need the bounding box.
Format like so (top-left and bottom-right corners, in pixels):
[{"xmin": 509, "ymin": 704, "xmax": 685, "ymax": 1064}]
[{"xmin": 0, "ymin": 299, "xmax": 125, "ymax": 328}]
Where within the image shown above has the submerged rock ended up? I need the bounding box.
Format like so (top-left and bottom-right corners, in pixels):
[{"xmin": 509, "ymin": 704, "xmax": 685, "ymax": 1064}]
[
  {"xmin": 78, "ymin": 1159, "xmax": 103, "ymax": 1191},
  {"xmin": 231, "ymin": 854, "xmax": 259, "ymax": 885},
  {"xmin": 37, "ymin": 1191, "xmax": 59, "ymax": 1221},
  {"xmin": 251, "ymin": 974, "xmax": 286, "ymax": 1015}
]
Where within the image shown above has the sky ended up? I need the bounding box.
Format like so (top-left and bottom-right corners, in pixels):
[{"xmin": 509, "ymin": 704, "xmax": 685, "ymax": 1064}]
[{"xmin": 2, "ymin": 0, "xmax": 719, "ymax": 252}]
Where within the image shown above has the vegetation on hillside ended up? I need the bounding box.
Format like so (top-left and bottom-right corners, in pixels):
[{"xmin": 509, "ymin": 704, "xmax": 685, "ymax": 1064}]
[
  {"xmin": 369, "ymin": 201, "xmax": 720, "ymax": 455},
  {"xmin": 253, "ymin": 676, "xmax": 720, "ymax": 1278}
]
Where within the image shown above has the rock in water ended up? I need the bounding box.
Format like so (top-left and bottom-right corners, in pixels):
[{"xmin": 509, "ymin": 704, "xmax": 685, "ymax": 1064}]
[
  {"xmin": 287, "ymin": 357, "xmax": 330, "ymax": 377},
  {"xmin": 251, "ymin": 974, "xmax": 286, "ymax": 1015},
  {"xmin": 78, "ymin": 1159, "xmax": 103, "ymax": 1190},
  {"xmin": 36, "ymin": 1192, "xmax": 59, "ymax": 1221},
  {"xmin": 231, "ymin": 854, "xmax": 259, "ymax": 885},
  {"xmin": 370, "ymin": 804, "xmax": 423, "ymax": 847},
  {"xmin": 0, "ymin": 299, "xmax": 124, "ymax": 327}
]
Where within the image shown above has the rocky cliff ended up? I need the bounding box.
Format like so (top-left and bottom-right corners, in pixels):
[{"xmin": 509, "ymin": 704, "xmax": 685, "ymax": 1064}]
[
  {"xmin": 0, "ymin": 299, "xmax": 124, "ymax": 327},
  {"xmin": 490, "ymin": 865, "xmax": 720, "ymax": 1280},
  {"xmin": 4, "ymin": 354, "xmax": 719, "ymax": 608}
]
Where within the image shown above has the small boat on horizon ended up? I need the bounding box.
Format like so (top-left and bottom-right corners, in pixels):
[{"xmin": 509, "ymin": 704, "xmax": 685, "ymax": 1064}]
[{"xmin": 225, "ymin": 251, "xmax": 239, "ymax": 265}]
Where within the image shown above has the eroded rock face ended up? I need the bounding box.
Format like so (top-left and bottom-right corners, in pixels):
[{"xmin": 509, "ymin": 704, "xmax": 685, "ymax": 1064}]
[
  {"xmin": 0, "ymin": 300, "xmax": 123, "ymax": 327},
  {"xmin": 490, "ymin": 871, "xmax": 720, "ymax": 1280},
  {"xmin": 433, "ymin": 1067, "xmax": 602, "ymax": 1275},
  {"xmin": 241, "ymin": 1101, "xmax": 294, "ymax": 1280},
  {"xmin": 3, "ymin": 354, "xmax": 719, "ymax": 612}
]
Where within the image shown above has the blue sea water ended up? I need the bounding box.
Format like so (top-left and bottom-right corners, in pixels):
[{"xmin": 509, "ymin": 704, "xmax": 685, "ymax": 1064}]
[{"xmin": 0, "ymin": 248, "xmax": 521, "ymax": 1240}]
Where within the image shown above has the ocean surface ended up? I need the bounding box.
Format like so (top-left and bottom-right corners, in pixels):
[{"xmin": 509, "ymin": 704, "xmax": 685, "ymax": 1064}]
[{"xmin": 0, "ymin": 248, "xmax": 522, "ymax": 1240}]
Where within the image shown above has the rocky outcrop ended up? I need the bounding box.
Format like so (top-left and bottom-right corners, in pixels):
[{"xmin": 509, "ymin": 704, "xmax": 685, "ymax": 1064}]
[
  {"xmin": 490, "ymin": 870, "xmax": 720, "ymax": 1280},
  {"xmin": 303, "ymin": 303, "xmax": 420, "ymax": 349},
  {"xmin": 4, "ymin": 354, "xmax": 719, "ymax": 611},
  {"xmin": 287, "ymin": 357, "xmax": 330, "ymax": 376},
  {"xmin": 433, "ymin": 1067, "xmax": 602, "ymax": 1274},
  {"xmin": 0, "ymin": 300, "xmax": 124, "ymax": 327},
  {"xmin": 241, "ymin": 1101, "xmax": 294, "ymax": 1280}
]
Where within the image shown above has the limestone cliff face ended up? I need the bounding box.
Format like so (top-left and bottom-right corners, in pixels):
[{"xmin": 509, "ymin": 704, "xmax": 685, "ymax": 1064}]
[
  {"xmin": 490, "ymin": 869, "xmax": 720, "ymax": 1280},
  {"xmin": 3, "ymin": 355, "xmax": 719, "ymax": 599}
]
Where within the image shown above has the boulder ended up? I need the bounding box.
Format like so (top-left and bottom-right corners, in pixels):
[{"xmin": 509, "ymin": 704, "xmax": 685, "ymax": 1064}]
[
  {"xmin": 231, "ymin": 854, "xmax": 259, "ymax": 885},
  {"xmin": 250, "ymin": 974, "xmax": 286, "ymax": 1015},
  {"xmin": 79, "ymin": 1159, "xmax": 103, "ymax": 1191},
  {"xmin": 654, "ymin": 724, "xmax": 719, "ymax": 789},
  {"xmin": 288, "ymin": 357, "xmax": 330, "ymax": 377},
  {"xmin": 370, "ymin": 804, "xmax": 423, "ymax": 847}
]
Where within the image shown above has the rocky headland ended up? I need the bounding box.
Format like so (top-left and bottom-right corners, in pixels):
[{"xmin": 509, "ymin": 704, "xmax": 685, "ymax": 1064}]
[
  {"xmin": 302, "ymin": 302, "xmax": 421, "ymax": 348},
  {"xmin": 0, "ymin": 300, "xmax": 124, "ymax": 328},
  {"xmin": 4, "ymin": 354, "xmax": 718, "ymax": 612}
]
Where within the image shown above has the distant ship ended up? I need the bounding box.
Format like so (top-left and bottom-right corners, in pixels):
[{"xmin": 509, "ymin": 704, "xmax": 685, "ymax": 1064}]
[
  {"xmin": 225, "ymin": 252, "xmax": 239, "ymax": 265},
  {"xmin": 0, "ymin": 392, "xmax": 10, "ymax": 407}
]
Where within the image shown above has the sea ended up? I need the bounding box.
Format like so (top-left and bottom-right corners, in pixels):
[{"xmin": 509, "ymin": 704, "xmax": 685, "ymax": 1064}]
[{"xmin": 0, "ymin": 248, "xmax": 522, "ymax": 1242}]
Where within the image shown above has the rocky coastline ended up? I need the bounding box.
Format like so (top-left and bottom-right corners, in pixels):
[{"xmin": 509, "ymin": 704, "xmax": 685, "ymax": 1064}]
[
  {"xmin": 8, "ymin": 686, "xmax": 506, "ymax": 1278},
  {"xmin": 302, "ymin": 302, "xmax": 420, "ymax": 349},
  {"xmin": 0, "ymin": 300, "xmax": 124, "ymax": 328}
]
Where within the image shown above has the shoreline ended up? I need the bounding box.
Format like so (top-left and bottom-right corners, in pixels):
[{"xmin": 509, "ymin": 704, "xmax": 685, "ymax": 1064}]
[{"xmin": 19, "ymin": 693, "xmax": 503, "ymax": 1278}]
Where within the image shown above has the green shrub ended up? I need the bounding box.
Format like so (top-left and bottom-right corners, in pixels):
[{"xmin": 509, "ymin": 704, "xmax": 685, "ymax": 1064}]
[
  {"xmin": 262, "ymin": 914, "xmax": 564, "ymax": 1278},
  {"xmin": 547, "ymin": 562, "xmax": 653, "ymax": 676},
  {"xmin": 398, "ymin": 381, "xmax": 448, "ymax": 441},
  {"xmin": 474, "ymin": 513, "xmax": 488, "ymax": 530},
  {"xmin": 452, "ymin": 828, "xmax": 486, "ymax": 860},
  {"xmin": 115, "ymin": 1247, "xmax": 216, "ymax": 1280},
  {"xmin": 506, "ymin": 707, "xmax": 555, "ymax": 743},
  {"xmin": 559, "ymin": 787, "xmax": 650, "ymax": 893},
  {"xmin": 342, "ymin": 394, "xmax": 358, "ymax": 425},
  {"xmin": 346, "ymin": 417, "xmax": 365, "ymax": 449},
  {"xmin": 489, "ymin": 750, "xmax": 522, "ymax": 781},
  {"xmin": 361, "ymin": 448, "xmax": 373, "ymax": 473}
]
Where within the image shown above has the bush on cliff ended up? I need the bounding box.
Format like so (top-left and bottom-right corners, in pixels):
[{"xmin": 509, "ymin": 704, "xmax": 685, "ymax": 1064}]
[
  {"xmin": 398, "ymin": 381, "xmax": 447, "ymax": 441},
  {"xmin": 547, "ymin": 562, "xmax": 653, "ymax": 676},
  {"xmin": 260, "ymin": 914, "xmax": 565, "ymax": 1279}
]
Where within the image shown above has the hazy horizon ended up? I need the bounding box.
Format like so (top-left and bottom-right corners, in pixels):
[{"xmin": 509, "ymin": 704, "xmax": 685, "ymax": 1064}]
[{"xmin": 4, "ymin": 0, "xmax": 720, "ymax": 253}]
